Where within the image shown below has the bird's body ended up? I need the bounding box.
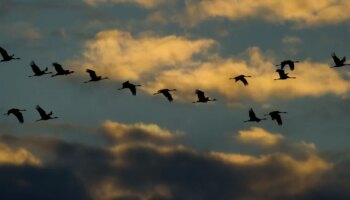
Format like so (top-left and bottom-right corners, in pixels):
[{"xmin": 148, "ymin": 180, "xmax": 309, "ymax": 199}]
[
  {"xmin": 331, "ymin": 53, "xmax": 350, "ymax": 68},
  {"xmin": 230, "ymin": 75, "xmax": 251, "ymax": 86},
  {"xmin": 4, "ymin": 108, "xmax": 26, "ymax": 123},
  {"xmin": 29, "ymin": 61, "xmax": 52, "ymax": 77},
  {"xmin": 84, "ymin": 69, "xmax": 108, "ymax": 83},
  {"xmin": 274, "ymin": 69, "xmax": 296, "ymax": 80},
  {"xmin": 193, "ymin": 89, "xmax": 216, "ymax": 103},
  {"xmin": 118, "ymin": 81, "xmax": 141, "ymax": 95},
  {"xmin": 265, "ymin": 111, "xmax": 287, "ymax": 126},
  {"xmin": 244, "ymin": 108, "xmax": 266, "ymax": 123},
  {"xmin": 154, "ymin": 89, "xmax": 176, "ymax": 102},
  {"xmin": 276, "ymin": 60, "xmax": 299, "ymax": 71},
  {"xmin": 0, "ymin": 47, "xmax": 20, "ymax": 62},
  {"xmin": 35, "ymin": 105, "xmax": 58, "ymax": 121},
  {"xmin": 51, "ymin": 62, "xmax": 74, "ymax": 77}
]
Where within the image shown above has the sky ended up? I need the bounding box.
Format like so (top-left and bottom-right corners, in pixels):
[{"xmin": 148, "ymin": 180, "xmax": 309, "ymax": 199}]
[{"xmin": 0, "ymin": 0, "xmax": 350, "ymax": 199}]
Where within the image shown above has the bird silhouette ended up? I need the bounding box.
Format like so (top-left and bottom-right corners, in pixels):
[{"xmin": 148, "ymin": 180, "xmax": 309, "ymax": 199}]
[
  {"xmin": 331, "ymin": 52, "xmax": 350, "ymax": 68},
  {"xmin": 193, "ymin": 89, "xmax": 217, "ymax": 103},
  {"xmin": 274, "ymin": 69, "xmax": 296, "ymax": 80},
  {"xmin": 0, "ymin": 46, "xmax": 20, "ymax": 62},
  {"xmin": 84, "ymin": 69, "xmax": 108, "ymax": 83},
  {"xmin": 230, "ymin": 75, "xmax": 252, "ymax": 86},
  {"xmin": 244, "ymin": 108, "xmax": 266, "ymax": 123},
  {"xmin": 4, "ymin": 108, "xmax": 26, "ymax": 124},
  {"xmin": 276, "ymin": 60, "xmax": 299, "ymax": 71},
  {"xmin": 265, "ymin": 111, "xmax": 287, "ymax": 126},
  {"xmin": 35, "ymin": 105, "xmax": 58, "ymax": 121},
  {"xmin": 51, "ymin": 62, "xmax": 74, "ymax": 77},
  {"xmin": 118, "ymin": 81, "xmax": 141, "ymax": 96},
  {"xmin": 29, "ymin": 61, "xmax": 52, "ymax": 77},
  {"xmin": 154, "ymin": 89, "xmax": 176, "ymax": 102}
]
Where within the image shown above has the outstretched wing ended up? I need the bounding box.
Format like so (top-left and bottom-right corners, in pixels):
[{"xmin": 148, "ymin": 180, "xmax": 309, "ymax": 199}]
[
  {"xmin": 239, "ymin": 77, "xmax": 248, "ymax": 86},
  {"xmin": 30, "ymin": 61, "xmax": 42, "ymax": 74},
  {"xmin": 341, "ymin": 56, "xmax": 346, "ymax": 63},
  {"xmin": 129, "ymin": 84, "xmax": 137, "ymax": 95},
  {"xmin": 195, "ymin": 89, "xmax": 206, "ymax": 100},
  {"xmin": 276, "ymin": 69, "xmax": 285, "ymax": 77},
  {"xmin": 86, "ymin": 69, "xmax": 98, "ymax": 79},
  {"xmin": 332, "ymin": 53, "xmax": 341, "ymax": 64},
  {"xmin": 249, "ymin": 108, "xmax": 257, "ymax": 120},
  {"xmin": 36, "ymin": 105, "xmax": 47, "ymax": 118},
  {"xmin": 274, "ymin": 114, "xmax": 283, "ymax": 126},
  {"xmin": 162, "ymin": 91, "xmax": 173, "ymax": 101},
  {"xmin": 11, "ymin": 110, "xmax": 24, "ymax": 123},
  {"xmin": 0, "ymin": 47, "xmax": 10, "ymax": 58},
  {"xmin": 53, "ymin": 62, "xmax": 64, "ymax": 73}
]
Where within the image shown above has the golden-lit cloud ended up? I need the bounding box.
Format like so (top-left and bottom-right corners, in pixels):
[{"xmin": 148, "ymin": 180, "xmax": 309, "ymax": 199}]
[
  {"xmin": 84, "ymin": 0, "xmax": 166, "ymax": 8},
  {"xmin": 79, "ymin": 29, "xmax": 215, "ymax": 80},
  {"xmin": 0, "ymin": 143, "xmax": 41, "ymax": 166},
  {"xmin": 184, "ymin": 0, "xmax": 350, "ymax": 27},
  {"xmin": 236, "ymin": 127, "xmax": 284, "ymax": 147}
]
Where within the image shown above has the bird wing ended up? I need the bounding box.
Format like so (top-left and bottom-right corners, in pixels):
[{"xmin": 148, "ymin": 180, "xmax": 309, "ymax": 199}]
[
  {"xmin": 30, "ymin": 61, "xmax": 42, "ymax": 74},
  {"xmin": 332, "ymin": 53, "xmax": 341, "ymax": 64},
  {"xmin": 36, "ymin": 105, "xmax": 47, "ymax": 118},
  {"xmin": 195, "ymin": 90, "xmax": 206, "ymax": 100},
  {"xmin": 0, "ymin": 47, "xmax": 10, "ymax": 58},
  {"xmin": 277, "ymin": 70, "xmax": 285, "ymax": 77},
  {"xmin": 162, "ymin": 91, "xmax": 173, "ymax": 101},
  {"xmin": 240, "ymin": 77, "xmax": 248, "ymax": 86},
  {"xmin": 86, "ymin": 69, "xmax": 98, "ymax": 79},
  {"xmin": 341, "ymin": 56, "xmax": 346, "ymax": 63},
  {"xmin": 249, "ymin": 109, "xmax": 257, "ymax": 120},
  {"xmin": 11, "ymin": 110, "xmax": 24, "ymax": 123},
  {"xmin": 53, "ymin": 62, "xmax": 64, "ymax": 73},
  {"xmin": 289, "ymin": 62, "xmax": 295, "ymax": 70},
  {"xmin": 274, "ymin": 114, "xmax": 283, "ymax": 125},
  {"xmin": 129, "ymin": 84, "xmax": 137, "ymax": 95}
]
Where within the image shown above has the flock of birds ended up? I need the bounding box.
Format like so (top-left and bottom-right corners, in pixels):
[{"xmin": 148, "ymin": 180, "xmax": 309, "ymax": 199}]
[{"xmin": 1, "ymin": 46, "xmax": 349, "ymax": 126}]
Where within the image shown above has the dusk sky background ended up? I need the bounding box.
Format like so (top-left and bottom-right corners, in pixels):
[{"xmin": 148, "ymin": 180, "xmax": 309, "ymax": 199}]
[{"xmin": 0, "ymin": 0, "xmax": 350, "ymax": 199}]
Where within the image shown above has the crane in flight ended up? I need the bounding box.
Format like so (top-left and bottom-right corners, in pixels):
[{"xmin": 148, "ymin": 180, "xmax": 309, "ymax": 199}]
[
  {"xmin": 28, "ymin": 61, "xmax": 52, "ymax": 77},
  {"xmin": 35, "ymin": 105, "xmax": 58, "ymax": 121},
  {"xmin": 230, "ymin": 75, "xmax": 252, "ymax": 86},
  {"xmin": 265, "ymin": 111, "xmax": 287, "ymax": 126},
  {"xmin": 193, "ymin": 89, "xmax": 216, "ymax": 103},
  {"xmin": 154, "ymin": 89, "xmax": 177, "ymax": 102},
  {"xmin": 84, "ymin": 69, "xmax": 108, "ymax": 83},
  {"xmin": 274, "ymin": 69, "xmax": 296, "ymax": 80},
  {"xmin": 244, "ymin": 108, "xmax": 266, "ymax": 123},
  {"xmin": 4, "ymin": 108, "xmax": 26, "ymax": 124},
  {"xmin": 276, "ymin": 60, "xmax": 299, "ymax": 71},
  {"xmin": 0, "ymin": 46, "xmax": 20, "ymax": 62},
  {"xmin": 118, "ymin": 81, "xmax": 141, "ymax": 96},
  {"xmin": 51, "ymin": 62, "xmax": 74, "ymax": 77},
  {"xmin": 331, "ymin": 52, "xmax": 350, "ymax": 68}
]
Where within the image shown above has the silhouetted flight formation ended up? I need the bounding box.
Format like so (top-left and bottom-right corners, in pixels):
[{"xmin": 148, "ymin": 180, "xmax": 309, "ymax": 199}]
[
  {"xmin": 276, "ymin": 60, "xmax": 299, "ymax": 71},
  {"xmin": 154, "ymin": 89, "xmax": 176, "ymax": 102},
  {"xmin": 193, "ymin": 89, "xmax": 216, "ymax": 103},
  {"xmin": 274, "ymin": 69, "xmax": 296, "ymax": 80},
  {"xmin": 244, "ymin": 108, "xmax": 266, "ymax": 123},
  {"xmin": 331, "ymin": 52, "xmax": 350, "ymax": 68},
  {"xmin": 118, "ymin": 81, "xmax": 141, "ymax": 96},
  {"xmin": 29, "ymin": 61, "xmax": 52, "ymax": 77},
  {"xmin": 230, "ymin": 75, "xmax": 251, "ymax": 86},
  {"xmin": 35, "ymin": 105, "xmax": 58, "ymax": 121},
  {"xmin": 0, "ymin": 47, "xmax": 20, "ymax": 62},
  {"xmin": 51, "ymin": 62, "xmax": 74, "ymax": 77},
  {"xmin": 84, "ymin": 69, "xmax": 108, "ymax": 83},
  {"xmin": 265, "ymin": 111, "xmax": 287, "ymax": 126},
  {"xmin": 4, "ymin": 108, "xmax": 26, "ymax": 123}
]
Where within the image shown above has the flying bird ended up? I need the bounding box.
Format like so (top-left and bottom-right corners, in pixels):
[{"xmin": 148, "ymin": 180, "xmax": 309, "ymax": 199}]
[
  {"xmin": 193, "ymin": 89, "xmax": 217, "ymax": 103},
  {"xmin": 29, "ymin": 61, "xmax": 52, "ymax": 77},
  {"xmin": 84, "ymin": 69, "xmax": 108, "ymax": 83},
  {"xmin": 265, "ymin": 111, "xmax": 287, "ymax": 126},
  {"xmin": 230, "ymin": 75, "xmax": 252, "ymax": 86},
  {"xmin": 35, "ymin": 105, "xmax": 58, "ymax": 121},
  {"xmin": 274, "ymin": 69, "xmax": 296, "ymax": 80},
  {"xmin": 4, "ymin": 108, "xmax": 26, "ymax": 124},
  {"xmin": 244, "ymin": 108, "xmax": 266, "ymax": 123},
  {"xmin": 331, "ymin": 52, "xmax": 350, "ymax": 68},
  {"xmin": 276, "ymin": 60, "xmax": 299, "ymax": 71},
  {"xmin": 118, "ymin": 81, "xmax": 141, "ymax": 96},
  {"xmin": 153, "ymin": 89, "xmax": 176, "ymax": 102},
  {"xmin": 0, "ymin": 46, "xmax": 20, "ymax": 62},
  {"xmin": 51, "ymin": 62, "xmax": 74, "ymax": 77}
]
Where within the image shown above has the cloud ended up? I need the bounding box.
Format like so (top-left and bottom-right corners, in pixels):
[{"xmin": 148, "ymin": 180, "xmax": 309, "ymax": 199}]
[
  {"xmin": 183, "ymin": 0, "xmax": 350, "ymax": 27},
  {"xmin": 84, "ymin": 0, "xmax": 167, "ymax": 8},
  {"xmin": 5, "ymin": 22, "xmax": 42, "ymax": 42},
  {"xmin": 78, "ymin": 29, "xmax": 215, "ymax": 80},
  {"xmin": 236, "ymin": 127, "xmax": 284, "ymax": 147},
  {"xmin": 0, "ymin": 143, "xmax": 41, "ymax": 166},
  {"xmin": 282, "ymin": 36, "xmax": 302, "ymax": 45}
]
